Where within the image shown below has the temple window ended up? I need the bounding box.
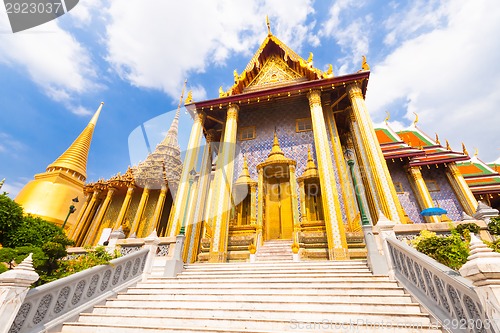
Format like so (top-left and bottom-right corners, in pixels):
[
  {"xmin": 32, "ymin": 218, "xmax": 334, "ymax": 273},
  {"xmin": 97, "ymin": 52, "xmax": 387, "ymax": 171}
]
[
  {"xmin": 394, "ymin": 182, "xmax": 404, "ymax": 193},
  {"xmin": 426, "ymin": 180, "xmax": 440, "ymax": 192},
  {"xmin": 239, "ymin": 126, "xmax": 256, "ymax": 141},
  {"xmin": 296, "ymin": 118, "xmax": 312, "ymax": 132}
]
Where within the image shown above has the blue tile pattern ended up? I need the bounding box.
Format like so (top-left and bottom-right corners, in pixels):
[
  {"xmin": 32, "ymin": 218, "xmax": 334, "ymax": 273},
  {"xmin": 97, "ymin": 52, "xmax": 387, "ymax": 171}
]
[
  {"xmin": 388, "ymin": 162, "xmax": 425, "ymax": 223},
  {"xmin": 421, "ymin": 167, "xmax": 463, "ymax": 221}
]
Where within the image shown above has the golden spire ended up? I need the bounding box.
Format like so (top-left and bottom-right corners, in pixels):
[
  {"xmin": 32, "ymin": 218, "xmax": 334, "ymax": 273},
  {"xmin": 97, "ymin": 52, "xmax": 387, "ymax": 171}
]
[
  {"xmin": 435, "ymin": 133, "xmax": 440, "ymax": 145},
  {"xmin": 268, "ymin": 131, "xmax": 285, "ymax": 159},
  {"xmin": 266, "ymin": 15, "xmax": 271, "ymax": 35},
  {"xmin": 235, "ymin": 155, "xmax": 256, "ymax": 185},
  {"xmin": 301, "ymin": 147, "xmax": 319, "ymax": 179},
  {"xmin": 161, "ymin": 79, "xmax": 186, "ymax": 147},
  {"xmin": 47, "ymin": 102, "xmax": 103, "ymax": 180}
]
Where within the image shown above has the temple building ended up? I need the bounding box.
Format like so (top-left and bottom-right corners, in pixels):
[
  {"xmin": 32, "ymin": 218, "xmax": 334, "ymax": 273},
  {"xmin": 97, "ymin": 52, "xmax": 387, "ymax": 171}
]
[
  {"xmin": 14, "ymin": 25, "xmax": 499, "ymax": 263},
  {"xmin": 69, "ymin": 108, "xmax": 183, "ymax": 246},
  {"xmin": 15, "ymin": 103, "xmax": 104, "ymax": 230}
]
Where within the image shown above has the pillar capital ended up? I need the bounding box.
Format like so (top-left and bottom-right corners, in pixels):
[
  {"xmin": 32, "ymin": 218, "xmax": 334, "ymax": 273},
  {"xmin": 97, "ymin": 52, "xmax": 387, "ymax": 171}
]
[
  {"xmin": 347, "ymin": 82, "xmax": 363, "ymax": 98},
  {"xmin": 226, "ymin": 104, "xmax": 239, "ymax": 122},
  {"xmin": 307, "ymin": 89, "xmax": 322, "ymax": 107},
  {"xmin": 206, "ymin": 129, "xmax": 217, "ymax": 143}
]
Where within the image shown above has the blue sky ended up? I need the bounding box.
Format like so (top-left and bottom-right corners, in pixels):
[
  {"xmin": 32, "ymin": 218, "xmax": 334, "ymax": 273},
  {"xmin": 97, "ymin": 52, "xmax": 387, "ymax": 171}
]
[{"xmin": 1, "ymin": 0, "xmax": 499, "ymax": 198}]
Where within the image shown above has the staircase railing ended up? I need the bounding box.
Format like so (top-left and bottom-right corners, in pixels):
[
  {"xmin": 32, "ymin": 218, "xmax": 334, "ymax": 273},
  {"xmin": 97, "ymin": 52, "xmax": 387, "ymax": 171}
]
[
  {"xmin": 386, "ymin": 237, "xmax": 494, "ymax": 333},
  {"xmin": 8, "ymin": 248, "xmax": 149, "ymax": 333}
]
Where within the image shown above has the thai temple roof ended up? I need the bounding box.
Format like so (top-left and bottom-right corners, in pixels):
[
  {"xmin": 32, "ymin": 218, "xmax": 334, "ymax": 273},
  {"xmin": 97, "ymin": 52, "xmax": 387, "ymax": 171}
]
[
  {"xmin": 375, "ymin": 118, "xmax": 469, "ymax": 166},
  {"xmin": 456, "ymin": 155, "xmax": 500, "ymax": 195}
]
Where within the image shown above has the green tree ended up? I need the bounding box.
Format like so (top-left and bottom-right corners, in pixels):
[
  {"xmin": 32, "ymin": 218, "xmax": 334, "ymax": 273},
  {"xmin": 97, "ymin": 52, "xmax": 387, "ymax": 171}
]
[
  {"xmin": 0, "ymin": 193, "xmax": 24, "ymax": 245},
  {"xmin": 2, "ymin": 214, "xmax": 69, "ymax": 248}
]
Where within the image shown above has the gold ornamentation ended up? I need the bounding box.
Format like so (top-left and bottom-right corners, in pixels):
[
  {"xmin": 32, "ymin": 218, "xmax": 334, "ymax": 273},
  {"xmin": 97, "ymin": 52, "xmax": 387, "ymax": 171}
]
[
  {"xmin": 361, "ymin": 55, "xmax": 370, "ymax": 71},
  {"xmin": 435, "ymin": 133, "xmax": 441, "ymax": 145},
  {"xmin": 413, "ymin": 112, "xmax": 419, "ymax": 126},
  {"xmin": 219, "ymin": 86, "xmax": 227, "ymax": 98},
  {"xmin": 474, "ymin": 147, "xmax": 478, "ymax": 157},
  {"xmin": 266, "ymin": 15, "xmax": 271, "ymax": 35},
  {"xmin": 246, "ymin": 55, "xmax": 303, "ymax": 91},
  {"xmin": 184, "ymin": 90, "xmax": 193, "ymax": 104},
  {"xmin": 323, "ymin": 64, "xmax": 333, "ymax": 78},
  {"xmin": 307, "ymin": 89, "xmax": 322, "ymax": 108},
  {"xmin": 446, "ymin": 140, "xmax": 451, "ymax": 150},
  {"xmin": 226, "ymin": 104, "xmax": 239, "ymax": 121},
  {"xmin": 233, "ymin": 69, "xmax": 239, "ymax": 83},
  {"xmin": 462, "ymin": 142, "xmax": 469, "ymax": 156},
  {"xmin": 384, "ymin": 111, "xmax": 390, "ymax": 124},
  {"xmin": 307, "ymin": 52, "xmax": 313, "ymax": 63}
]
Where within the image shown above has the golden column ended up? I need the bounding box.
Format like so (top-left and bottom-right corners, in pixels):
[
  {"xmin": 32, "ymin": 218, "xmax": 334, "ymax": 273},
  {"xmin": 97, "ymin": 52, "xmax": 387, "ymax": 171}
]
[
  {"xmin": 445, "ymin": 163, "xmax": 478, "ymax": 216},
  {"xmin": 130, "ymin": 186, "xmax": 150, "ymax": 234},
  {"xmin": 298, "ymin": 179, "xmax": 307, "ymax": 224},
  {"xmin": 289, "ymin": 164, "xmax": 301, "ymax": 248},
  {"xmin": 168, "ymin": 112, "xmax": 205, "ymax": 236},
  {"xmin": 347, "ymin": 83, "xmax": 403, "ymax": 223},
  {"xmin": 325, "ymin": 107, "xmax": 358, "ymax": 231},
  {"xmin": 307, "ymin": 90, "xmax": 348, "ymax": 260},
  {"xmin": 74, "ymin": 189, "xmax": 100, "ymax": 246},
  {"xmin": 114, "ymin": 186, "xmax": 134, "ymax": 229},
  {"xmin": 256, "ymin": 168, "xmax": 264, "ymax": 246},
  {"xmin": 69, "ymin": 194, "xmax": 90, "ymax": 239},
  {"xmin": 407, "ymin": 167, "xmax": 440, "ymax": 223},
  {"xmin": 209, "ymin": 104, "xmax": 239, "ymax": 262},
  {"xmin": 186, "ymin": 136, "xmax": 213, "ymax": 263},
  {"xmin": 83, "ymin": 187, "xmax": 116, "ymax": 244},
  {"xmin": 152, "ymin": 184, "xmax": 168, "ymax": 231}
]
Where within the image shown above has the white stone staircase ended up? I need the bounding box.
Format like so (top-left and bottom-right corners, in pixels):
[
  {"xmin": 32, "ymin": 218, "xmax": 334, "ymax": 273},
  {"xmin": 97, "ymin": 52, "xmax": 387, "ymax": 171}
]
[
  {"xmin": 58, "ymin": 260, "xmax": 444, "ymax": 332},
  {"xmin": 255, "ymin": 239, "xmax": 294, "ymax": 261}
]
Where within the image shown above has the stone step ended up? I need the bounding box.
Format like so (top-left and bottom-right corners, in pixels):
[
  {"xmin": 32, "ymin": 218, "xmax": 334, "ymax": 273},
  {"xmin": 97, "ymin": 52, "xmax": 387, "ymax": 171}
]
[
  {"xmin": 179, "ymin": 269, "xmax": 372, "ymax": 275},
  {"xmin": 124, "ymin": 285, "xmax": 407, "ymax": 296},
  {"xmin": 183, "ymin": 260, "xmax": 367, "ymax": 268},
  {"xmin": 175, "ymin": 273, "xmax": 376, "ymax": 279},
  {"xmin": 145, "ymin": 275, "xmax": 393, "ymax": 283},
  {"xmin": 108, "ymin": 292, "xmax": 413, "ymax": 303},
  {"xmin": 60, "ymin": 321, "xmax": 443, "ymax": 333},
  {"xmin": 98, "ymin": 299, "xmax": 422, "ymax": 313}
]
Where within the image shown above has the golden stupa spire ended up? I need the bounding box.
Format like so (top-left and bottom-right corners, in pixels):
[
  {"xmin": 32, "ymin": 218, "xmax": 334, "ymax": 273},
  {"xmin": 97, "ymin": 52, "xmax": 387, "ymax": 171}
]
[
  {"xmin": 235, "ymin": 155, "xmax": 256, "ymax": 185},
  {"xmin": 303, "ymin": 147, "xmax": 319, "ymax": 178},
  {"xmin": 47, "ymin": 102, "xmax": 104, "ymax": 180},
  {"xmin": 266, "ymin": 15, "xmax": 272, "ymax": 35},
  {"xmin": 267, "ymin": 131, "xmax": 285, "ymax": 161},
  {"xmin": 161, "ymin": 80, "xmax": 186, "ymax": 146}
]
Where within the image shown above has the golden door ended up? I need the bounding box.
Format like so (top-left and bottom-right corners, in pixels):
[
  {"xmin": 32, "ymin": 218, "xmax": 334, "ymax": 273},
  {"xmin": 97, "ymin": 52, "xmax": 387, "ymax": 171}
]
[{"xmin": 264, "ymin": 177, "xmax": 293, "ymax": 240}]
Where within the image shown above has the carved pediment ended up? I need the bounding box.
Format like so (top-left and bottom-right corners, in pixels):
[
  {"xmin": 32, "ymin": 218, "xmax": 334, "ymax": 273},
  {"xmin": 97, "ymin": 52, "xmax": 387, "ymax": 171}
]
[{"xmin": 244, "ymin": 55, "xmax": 306, "ymax": 92}]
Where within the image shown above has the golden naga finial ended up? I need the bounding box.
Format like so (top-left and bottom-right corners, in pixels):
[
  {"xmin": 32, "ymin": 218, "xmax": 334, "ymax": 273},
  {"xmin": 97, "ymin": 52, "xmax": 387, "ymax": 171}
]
[
  {"xmin": 435, "ymin": 133, "xmax": 440, "ymax": 145},
  {"xmin": 184, "ymin": 90, "xmax": 193, "ymax": 104},
  {"xmin": 462, "ymin": 142, "xmax": 469, "ymax": 156},
  {"xmin": 219, "ymin": 86, "xmax": 226, "ymax": 98},
  {"xmin": 324, "ymin": 64, "xmax": 333, "ymax": 78},
  {"xmin": 384, "ymin": 111, "xmax": 390, "ymax": 124},
  {"xmin": 266, "ymin": 15, "xmax": 271, "ymax": 35},
  {"xmin": 445, "ymin": 140, "xmax": 451, "ymax": 150},
  {"xmin": 412, "ymin": 112, "xmax": 419, "ymax": 126},
  {"xmin": 474, "ymin": 147, "xmax": 479, "ymax": 157},
  {"xmin": 307, "ymin": 52, "xmax": 313, "ymax": 63},
  {"xmin": 177, "ymin": 79, "xmax": 187, "ymax": 110},
  {"xmin": 361, "ymin": 55, "xmax": 370, "ymax": 71},
  {"xmin": 233, "ymin": 69, "xmax": 239, "ymax": 83}
]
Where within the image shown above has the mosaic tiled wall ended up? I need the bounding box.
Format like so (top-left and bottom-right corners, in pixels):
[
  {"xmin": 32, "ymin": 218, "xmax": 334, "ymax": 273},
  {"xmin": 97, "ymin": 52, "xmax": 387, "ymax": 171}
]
[
  {"xmin": 388, "ymin": 162, "xmax": 425, "ymax": 224},
  {"xmin": 233, "ymin": 98, "xmax": 346, "ymax": 224},
  {"xmin": 421, "ymin": 166, "xmax": 463, "ymax": 221}
]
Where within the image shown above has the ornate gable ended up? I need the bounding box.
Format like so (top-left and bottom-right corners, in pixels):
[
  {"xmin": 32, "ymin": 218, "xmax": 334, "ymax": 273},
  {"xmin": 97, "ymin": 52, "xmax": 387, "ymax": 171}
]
[{"xmin": 245, "ymin": 54, "xmax": 306, "ymax": 92}]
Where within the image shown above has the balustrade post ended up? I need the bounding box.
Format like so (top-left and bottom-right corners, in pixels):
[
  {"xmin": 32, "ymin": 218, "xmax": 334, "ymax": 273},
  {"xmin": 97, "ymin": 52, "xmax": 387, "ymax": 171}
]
[
  {"xmin": 0, "ymin": 254, "xmax": 39, "ymax": 333},
  {"xmin": 142, "ymin": 230, "xmax": 160, "ymax": 281},
  {"xmin": 459, "ymin": 234, "xmax": 500, "ymax": 333},
  {"xmin": 106, "ymin": 226, "xmax": 125, "ymax": 255},
  {"xmin": 374, "ymin": 211, "xmax": 396, "ymax": 279}
]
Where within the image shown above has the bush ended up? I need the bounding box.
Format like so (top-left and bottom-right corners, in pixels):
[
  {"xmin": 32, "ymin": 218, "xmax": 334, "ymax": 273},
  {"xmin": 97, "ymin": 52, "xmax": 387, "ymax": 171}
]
[
  {"xmin": 413, "ymin": 229, "xmax": 469, "ymax": 270},
  {"xmin": 0, "ymin": 193, "xmax": 24, "ymax": 245},
  {"xmin": 488, "ymin": 217, "xmax": 500, "ymax": 235}
]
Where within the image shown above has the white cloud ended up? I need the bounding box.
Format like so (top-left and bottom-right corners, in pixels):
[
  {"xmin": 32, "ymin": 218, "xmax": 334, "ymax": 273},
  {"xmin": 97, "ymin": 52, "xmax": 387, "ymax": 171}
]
[
  {"xmin": 104, "ymin": 0, "xmax": 314, "ymax": 99},
  {"xmin": 366, "ymin": 0, "xmax": 500, "ymax": 162},
  {"xmin": 0, "ymin": 9, "xmax": 99, "ymax": 115}
]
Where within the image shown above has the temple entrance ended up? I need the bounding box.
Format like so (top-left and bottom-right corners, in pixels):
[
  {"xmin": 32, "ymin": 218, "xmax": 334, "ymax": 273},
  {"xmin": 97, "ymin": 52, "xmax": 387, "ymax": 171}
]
[{"xmin": 264, "ymin": 164, "xmax": 293, "ymax": 240}]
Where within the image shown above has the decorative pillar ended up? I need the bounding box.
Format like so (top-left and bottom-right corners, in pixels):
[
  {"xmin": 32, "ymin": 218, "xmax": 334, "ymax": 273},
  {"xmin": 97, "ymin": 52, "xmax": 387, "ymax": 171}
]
[
  {"xmin": 84, "ymin": 187, "xmax": 116, "ymax": 245},
  {"xmin": 256, "ymin": 168, "xmax": 264, "ymax": 247},
  {"xmin": 73, "ymin": 190, "xmax": 100, "ymax": 245},
  {"xmin": 141, "ymin": 230, "xmax": 160, "ymax": 282},
  {"xmin": 0, "ymin": 254, "xmax": 39, "ymax": 333},
  {"xmin": 445, "ymin": 163, "xmax": 478, "ymax": 216},
  {"xmin": 186, "ymin": 140, "xmax": 214, "ymax": 263},
  {"xmin": 114, "ymin": 186, "xmax": 134, "ymax": 230},
  {"xmin": 130, "ymin": 186, "xmax": 150, "ymax": 234},
  {"xmin": 298, "ymin": 180, "xmax": 307, "ymax": 224},
  {"xmin": 250, "ymin": 183, "xmax": 257, "ymax": 226},
  {"xmin": 347, "ymin": 83, "xmax": 404, "ymax": 223},
  {"xmin": 289, "ymin": 165, "xmax": 301, "ymax": 248},
  {"xmin": 69, "ymin": 193, "xmax": 90, "ymax": 239},
  {"xmin": 168, "ymin": 112, "xmax": 206, "ymax": 236},
  {"xmin": 152, "ymin": 184, "xmax": 168, "ymax": 231},
  {"xmin": 307, "ymin": 90, "xmax": 348, "ymax": 260},
  {"xmin": 209, "ymin": 104, "xmax": 239, "ymax": 262},
  {"xmin": 406, "ymin": 166, "xmax": 440, "ymax": 223},
  {"xmin": 325, "ymin": 107, "xmax": 358, "ymax": 231}
]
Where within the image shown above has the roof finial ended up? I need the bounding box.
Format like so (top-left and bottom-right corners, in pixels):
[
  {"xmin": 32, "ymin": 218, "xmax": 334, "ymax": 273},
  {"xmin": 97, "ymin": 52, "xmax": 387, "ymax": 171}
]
[
  {"xmin": 462, "ymin": 142, "xmax": 469, "ymax": 156},
  {"xmin": 474, "ymin": 147, "xmax": 478, "ymax": 157},
  {"xmin": 266, "ymin": 15, "xmax": 271, "ymax": 35},
  {"xmin": 184, "ymin": 90, "xmax": 193, "ymax": 105},
  {"xmin": 384, "ymin": 111, "xmax": 390, "ymax": 124},
  {"xmin": 412, "ymin": 112, "xmax": 419, "ymax": 126},
  {"xmin": 445, "ymin": 139, "xmax": 451, "ymax": 150},
  {"xmin": 361, "ymin": 55, "xmax": 370, "ymax": 71},
  {"xmin": 435, "ymin": 133, "xmax": 440, "ymax": 145}
]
